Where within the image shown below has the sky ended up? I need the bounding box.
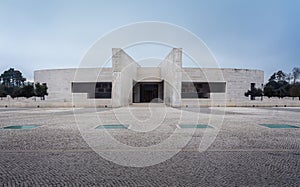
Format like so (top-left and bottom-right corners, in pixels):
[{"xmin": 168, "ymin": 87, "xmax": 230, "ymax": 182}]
[{"xmin": 0, "ymin": 0, "xmax": 300, "ymax": 82}]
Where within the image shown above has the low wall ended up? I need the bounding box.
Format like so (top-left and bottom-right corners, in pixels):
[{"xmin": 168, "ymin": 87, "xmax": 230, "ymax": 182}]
[
  {"xmin": 182, "ymin": 97, "xmax": 300, "ymax": 107},
  {"xmin": 1, "ymin": 97, "xmax": 300, "ymax": 108},
  {"xmin": 0, "ymin": 97, "xmax": 112, "ymax": 108}
]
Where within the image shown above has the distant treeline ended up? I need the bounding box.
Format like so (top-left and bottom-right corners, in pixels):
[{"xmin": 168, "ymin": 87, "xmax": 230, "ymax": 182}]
[
  {"xmin": 245, "ymin": 67, "xmax": 300, "ymax": 100},
  {"xmin": 0, "ymin": 68, "xmax": 48, "ymax": 100}
]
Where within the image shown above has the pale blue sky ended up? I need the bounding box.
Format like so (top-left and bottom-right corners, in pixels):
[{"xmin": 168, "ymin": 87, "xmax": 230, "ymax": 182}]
[{"xmin": 0, "ymin": 0, "xmax": 299, "ymax": 81}]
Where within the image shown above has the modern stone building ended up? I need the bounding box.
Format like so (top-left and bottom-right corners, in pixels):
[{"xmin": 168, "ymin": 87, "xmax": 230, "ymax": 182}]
[{"xmin": 34, "ymin": 48, "xmax": 264, "ymax": 107}]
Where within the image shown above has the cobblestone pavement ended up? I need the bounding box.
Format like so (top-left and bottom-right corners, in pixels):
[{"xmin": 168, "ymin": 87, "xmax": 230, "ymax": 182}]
[{"xmin": 0, "ymin": 107, "xmax": 299, "ymax": 186}]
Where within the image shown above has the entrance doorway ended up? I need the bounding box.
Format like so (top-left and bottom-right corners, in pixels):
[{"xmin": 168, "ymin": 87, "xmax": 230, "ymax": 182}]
[
  {"xmin": 133, "ymin": 81, "xmax": 163, "ymax": 103},
  {"xmin": 141, "ymin": 84, "xmax": 158, "ymax": 102}
]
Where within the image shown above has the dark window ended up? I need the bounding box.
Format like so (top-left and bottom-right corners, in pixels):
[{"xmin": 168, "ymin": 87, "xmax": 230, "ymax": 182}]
[
  {"xmin": 209, "ymin": 82, "xmax": 226, "ymax": 93},
  {"xmin": 181, "ymin": 82, "xmax": 226, "ymax": 98},
  {"xmin": 72, "ymin": 82, "xmax": 112, "ymax": 99},
  {"xmin": 94, "ymin": 82, "xmax": 112, "ymax": 98}
]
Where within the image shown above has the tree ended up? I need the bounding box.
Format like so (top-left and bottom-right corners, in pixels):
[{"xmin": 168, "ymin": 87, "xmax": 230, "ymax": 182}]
[
  {"xmin": 286, "ymin": 73, "xmax": 293, "ymax": 84},
  {"xmin": 19, "ymin": 84, "xmax": 35, "ymax": 98},
  {"xmin": 264, "ymin": 80, "xmax": 289, "ymax": 98},
  {"xmin": 276, "ymin": 70, "xmax": 286, "ymax": 81},
  {"xmin": 264, "ymin": 85, "xmax": 275, "ymax": 98},
  {"xmin": 0, "ymin": 85, "xmax": 7, "ymax": 99},
  {"xmin": 0, "ymin": 68, "xmax": 39, "ymax": 99},
  {"xmin": 264, "ymin": 70, "xmax": 290, "ymax": 98},
  {"xmin": 35, "ymin": 82, "xmax": 48, "ymax": 100},
  {"xmin": 276, "ymin": 81, "xmax": 290, "ymax": 98},
  {"xmin": 268, "ymin": 70, "xmax": 287, "ymax": 82},
  {"xmin": 268, "ymin": 73, "xmax": 276, "ymax": 82},
  {"xmin": 292, "ymin": 67, "xmax": 300, "ymax": 84},
  {"xmin": 0, "ymin": 68, "xmax": 26, "ymax": 87},
  {"xmin": 9, "ymin": 87, "xmax": 21, "ymax": 99},
  {"xmin": 290, "ymin": 83, "xmax": 300, "ymax": 100},
  {"xmin": 245, "ymin": 87, "xmax": 263, "ymax": 100}
]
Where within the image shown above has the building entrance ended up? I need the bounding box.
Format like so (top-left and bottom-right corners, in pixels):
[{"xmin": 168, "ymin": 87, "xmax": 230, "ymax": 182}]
[
  {"xmin": 141, "ymin": 84, "xmax": 158, "ymax": 102},
  {"xmin": 133, "ymin": 81, "xmax": 163, "ymax": 103}
]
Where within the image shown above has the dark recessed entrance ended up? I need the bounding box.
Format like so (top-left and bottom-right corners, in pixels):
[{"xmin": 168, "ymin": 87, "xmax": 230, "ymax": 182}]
[
  {"xmin": 141, "ymin": 84, "xmax": 158, "ymax": 102},
  {"xmin": 133, "ymin": 81, "xmax": 163, "ymax": 103}
]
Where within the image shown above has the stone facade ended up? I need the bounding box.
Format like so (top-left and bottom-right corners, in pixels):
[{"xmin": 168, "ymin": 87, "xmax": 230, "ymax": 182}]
[{"xmin": 34, "ymin": 48, "xmax": 264, "ymax": 107}]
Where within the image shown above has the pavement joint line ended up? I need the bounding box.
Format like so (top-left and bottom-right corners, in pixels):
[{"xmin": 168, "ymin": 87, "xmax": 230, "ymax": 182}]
[{"xmin": 0, "ymin": 148, "xmax": 299, "ymax": 153}]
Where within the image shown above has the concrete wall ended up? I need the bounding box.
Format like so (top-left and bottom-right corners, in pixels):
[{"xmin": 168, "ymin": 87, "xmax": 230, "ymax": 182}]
[
  {"xmin": 111, "ymin": 48, "xmax": 140, "ymax": 107},
  {"xmin": 35, "ymin": 67, "xmax": 264, "ymax": 108},
  {"xmin": 34, "ymin": 68, "xmax": 113, "ymax": 107},
  {"xmin": 133, "ymin": 81, "xmax": 140, "ymax": 103},
  {"xmin": 136, "ymin": 67, "xmax": 161, "ymax": 82},
  {"xmin": 159, "ymin": 48, "xmax": 182, "ymax": 107},
  {"xmin": 34, "ymin": 68, "xmax": 75, "ymax": 101},
  {"xmin": 182, "ymin": 68, "xmax": 264, "ymax": 103},
  {"xmin": 222, "ymin": 69, "xmax": 264, "ymax": 101}
]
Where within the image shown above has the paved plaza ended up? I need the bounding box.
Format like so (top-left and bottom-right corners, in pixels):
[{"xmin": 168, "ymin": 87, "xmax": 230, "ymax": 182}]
[{"xmin": 0, "ymin": 106, "xmax": 299, "ymax": 186}]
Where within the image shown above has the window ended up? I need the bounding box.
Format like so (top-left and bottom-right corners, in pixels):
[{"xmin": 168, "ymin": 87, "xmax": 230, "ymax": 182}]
[
  {"xmin": 181, "ymin": 82, "xmax": 226, "ymax": 98},
  {"xmin": 95, "ymin": 82, "xmax": 112, "ymax": 98},
  {"xmin": 72, "ymin": 82, "xmax": 112, "ymax": 99}
]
